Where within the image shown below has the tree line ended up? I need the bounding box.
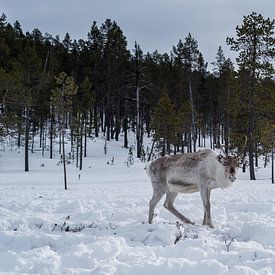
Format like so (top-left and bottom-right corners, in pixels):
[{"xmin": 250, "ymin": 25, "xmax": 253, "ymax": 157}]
[{"xmin": 0, "ymin": 12, "xmax": 274, "ymax": 182}]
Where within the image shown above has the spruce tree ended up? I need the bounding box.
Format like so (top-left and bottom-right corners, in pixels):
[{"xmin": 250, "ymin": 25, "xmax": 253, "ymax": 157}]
[
  {"xmin": 151, "ymin": 91, "xmax": 180, "ymax": 155},
  {"xmin": 212, "ymin": 46, "xmax": 226, "ymax": 77}
]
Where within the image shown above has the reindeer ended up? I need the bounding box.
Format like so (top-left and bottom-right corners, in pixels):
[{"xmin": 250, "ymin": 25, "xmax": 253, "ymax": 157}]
[{"xmin": 146, "ymin": 138, "xmax": 247, "ymax": 228}]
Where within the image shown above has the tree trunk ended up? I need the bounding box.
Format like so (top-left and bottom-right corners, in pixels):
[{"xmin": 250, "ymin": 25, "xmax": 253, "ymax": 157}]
[
  {"xmin": 242, "ymin": 151, "xmax": 247, "ymax": 173},
  {"xmin": 188, "ymin": 75, "xmax": 196, "ymax": 152},
  {"xmin": 106, "ymin": 60, "xmax": 111, "ymax": 141},
  {"xmin": 136, "ymin": 85, "xmax": 141, "ymax": 158},
  {"xmin": 76, "ymin": 131, "xmax": 79, "ymax": 168},
  {"xmin": 198, "ymin": 128, "xmax": 201, "ymax": 147},
  {"xmin": 50, "ymin": 111, "xmax": 54, "ymax": 159},
  {"xmin": 24, "ymin": 106, "xmax": 29, "ymax": 172},
  {"xmin": 58, "ymin": 114, "xmax": 62, "ymax": 155},
  {"xmin": 61, "ymin": 123, "xmax": 67, "ymax": 190},
  {"xmin": 224, "ymin": 117, "xmax": 229, "ymax": 154},
  {"xmin": 94, "ymin": 105, "xmax": 98, "ymax": 137},
  {"xmin": 255, "ymin": 143, "xmax": 258, "ymax": 167},
  {"xmin": 248, "ymin": 87, "xmax": 256, "ymax": 180},
  {"xmin": 248, "ymin": 135, "xmax": 256, "ymax": 180},
  {"xmin": 100, "ymin": 101, "xmax": 104, "ymax": 133},
  {"xmin": 110, "ymin": 114, "xmax": 115, "ymax": 140},
  {"xmin": 272, "ymin": 144, "xmax": 274, "ymax": 184},
  {"xmin": 106, "ymin": 111, "xmax": 110, "ymax": 141},
  {"xmin": 123, "ymin": 116, "xmax": 128, "ymax": 148},
  {"xmin": 115, "ymin": 109, "xmax": 120, "ymax": 142},
  {"xmin": 209, "ymin": 124, "xmax": 213, "ymax": 149},
  {"xmin": 84, "ymin": 114, "xmax": 87, "ymax": 158},
  {"xmin": 79, "ymin": 114, "xmax": 83, "ymax": 171},
  {"xmin": 147, "ymin": 140, "xmax": 155, "ymax": 162},
  {"xmin": 167, "ymin": 141, "xmax": 170, "ymax": 155},
  {"xmin": 247, "ymin": 26, "xmax": 257, "ymax": 181},
  {"xmin": 42, "ymin": 122, "xmax": 45, "ymax": 157},
  {"xmin": 161, "ymin": 140, "xmax": 166, "ymax": 156},
  {"xmin": 39, "ymin": 117, "xmax": 43, "ymax": 148},
  {"xmin": 31, "ymin": 126, "xmax": 35, "ymax": 153},
  {"xmin": 18, "ymin": 121, "xmax": 21, "ymax": 148}
]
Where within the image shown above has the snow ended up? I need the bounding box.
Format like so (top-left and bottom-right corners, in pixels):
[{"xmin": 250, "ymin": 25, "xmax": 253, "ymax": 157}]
[{"xmin": 0, "ymin": 135, "xmax": 275, "ymax": 274}]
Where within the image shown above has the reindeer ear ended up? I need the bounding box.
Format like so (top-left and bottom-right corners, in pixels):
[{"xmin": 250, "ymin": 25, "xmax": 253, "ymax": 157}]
[
  {"xmin": 217, "ymin": 154, "xmax": 226, "ymax": 165},
  {"xmin": 235, "ymin": 157, "xmax": 243, "ymax": 167}
]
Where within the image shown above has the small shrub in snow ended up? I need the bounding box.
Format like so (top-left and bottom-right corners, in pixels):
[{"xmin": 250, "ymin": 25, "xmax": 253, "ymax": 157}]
[
  {"xmin": 50, "ymin": 218, "xmax": 118, "ymax": 233},
  {"xmin": 67, "ymin": 152, "xmax": 73, "ymax": 162},
  {"xmin": 56, "ymin": 155, "xmax": 71, "ymax": 166},
  {"xmin": 52, "ymin": 215, "xmax": 71, "ymax": 232},
  {"xmin": 224, "ymin": 236, "xmax": 234, "ymax": 252},
  {"xmin": 104, "ymin": 140, "xmax": 108, "ymax": 154},
  {"xmin": 35, "ymin": 222, "xmax": 43, "ymax": 230},
  {"xmin": 174, "ymin": 222, "xmax": 184, "ymax": 244},
  {"xmin": 140, "ymin": 146, "xmax": 146, "ymax": 162},
  {"xmin": 126, "ymin": 146, "xmax": 134, "ymax": 167},
  {"xmin": 107, "ymin": 157, "xmax": 115, "ymax": 165}
]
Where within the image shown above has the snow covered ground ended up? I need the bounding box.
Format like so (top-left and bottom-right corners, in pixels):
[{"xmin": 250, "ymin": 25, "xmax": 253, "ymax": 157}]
[{"xmin": 0, "ymin": 135, "xmax": 275, "ymax": 275}]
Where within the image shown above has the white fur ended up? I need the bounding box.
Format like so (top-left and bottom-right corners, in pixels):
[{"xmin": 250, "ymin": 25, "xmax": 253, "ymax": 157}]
[{"xmin": 147, "ymin": 149, "xmax": 238, "ymax": 228}]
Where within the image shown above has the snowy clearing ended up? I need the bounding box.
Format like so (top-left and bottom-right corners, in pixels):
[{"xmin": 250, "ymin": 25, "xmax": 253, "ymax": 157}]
[{"xmin": 0, "ymin": 136, "xmax": 275, "ymax": 275}]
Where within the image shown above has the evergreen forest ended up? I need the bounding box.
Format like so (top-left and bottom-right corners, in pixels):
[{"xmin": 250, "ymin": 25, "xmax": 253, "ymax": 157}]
[{"xmin": 0, "ymin": 12, "xmax": 274, "ymax": 181}]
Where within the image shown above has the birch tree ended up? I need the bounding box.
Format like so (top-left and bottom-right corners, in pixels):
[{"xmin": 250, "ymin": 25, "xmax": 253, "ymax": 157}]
[{"xmin": 51, "ymin": 72, "xmax": 77, "ymax": 190}]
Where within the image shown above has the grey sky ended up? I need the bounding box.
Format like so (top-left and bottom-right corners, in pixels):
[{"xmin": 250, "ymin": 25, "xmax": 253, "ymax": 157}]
[{"xmin": 1, "ymin": 0, "xmax": 275, "ymax": 69}]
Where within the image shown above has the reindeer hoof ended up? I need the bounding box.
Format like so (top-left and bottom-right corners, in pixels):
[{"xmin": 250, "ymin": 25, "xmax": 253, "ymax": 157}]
[
  {"xmin": 203, "ymin": 222, "xmax": 214, "ymax": 228},
  {"xmin": 208, "ymin": 224, "xmax": 214, "ymax": 229}
]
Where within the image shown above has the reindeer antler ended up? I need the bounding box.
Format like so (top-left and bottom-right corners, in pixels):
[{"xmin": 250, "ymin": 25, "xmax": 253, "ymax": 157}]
[
  {"xmin": 220, "ymin": 135, "xmax": 247, "ymax": 158},
  {"xmin": 220, "ymin": 145, "xmax": 229, "ymax": 157},
  {"xmin": 235, "ymin": 135, "xmax": 248, "ymax": 158}
]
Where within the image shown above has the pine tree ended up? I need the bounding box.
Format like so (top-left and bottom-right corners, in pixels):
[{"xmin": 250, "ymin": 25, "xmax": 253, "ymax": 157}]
[
  {"xmin": 172, "ymin": 34, "xmax": 200, "ymax": 152},
  {"xmin": 227, "ymin": 12, "xmax": 275, "ymax": 180},
  {"xmin": 101, "ymin": 19, "xmax": 130, "ymax": 141},
  {"xmin": 220, "ymin": 58, "xmax": 236, "ymax": 153},
  {"xmin": 134, "ymin": 42, "xmax": 144, "ymax": 158},
  {"xmin": 77, "ymin": 76, "xmax": 95, "ymax": 169},
  {"xmin": 84, "ymin": 21, "xmax": 104, "ymax": 137}
]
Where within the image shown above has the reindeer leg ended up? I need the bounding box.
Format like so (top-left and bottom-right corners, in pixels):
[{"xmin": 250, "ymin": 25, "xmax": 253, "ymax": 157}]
[
  {"xmin": 148, "ymin": 190, "xmax": 164, "ymax": 224},
  {"xmin": 200, "ymin": 187, "xmax": 214, "ymax": 228},
  {"xmin": 164, "ymin": 191, "xmax": 194, "ymax": 225}
]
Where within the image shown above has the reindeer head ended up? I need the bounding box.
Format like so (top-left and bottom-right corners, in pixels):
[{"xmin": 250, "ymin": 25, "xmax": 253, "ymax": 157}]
[
  {"xmin": 217, "ymin": 155, "xmax": 239, "ymax": 182},
  {"xmin": 217, "ymin": 136, "xmax": 247, "ymax": 182}
]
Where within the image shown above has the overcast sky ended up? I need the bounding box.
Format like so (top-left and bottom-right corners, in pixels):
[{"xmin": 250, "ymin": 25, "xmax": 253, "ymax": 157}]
[{"xmin": 1, "ymin": 0, "xmax": 275, "ymax": 69}]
